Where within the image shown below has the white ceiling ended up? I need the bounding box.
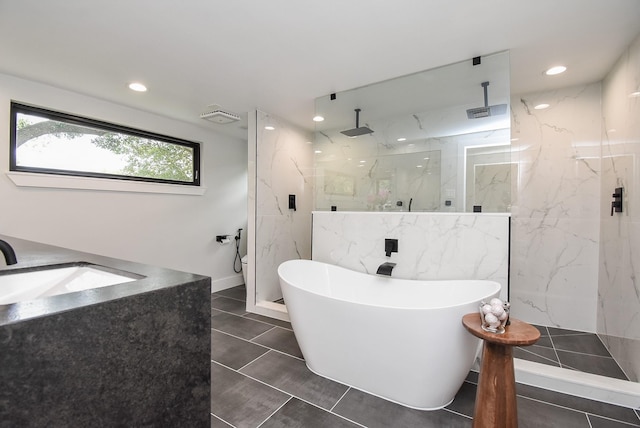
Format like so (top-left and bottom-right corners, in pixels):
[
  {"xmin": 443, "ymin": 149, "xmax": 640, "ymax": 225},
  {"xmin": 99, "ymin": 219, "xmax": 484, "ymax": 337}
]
[{"xmin": 1, "ymin": 0, "xmax": 639, "ymax": 140}]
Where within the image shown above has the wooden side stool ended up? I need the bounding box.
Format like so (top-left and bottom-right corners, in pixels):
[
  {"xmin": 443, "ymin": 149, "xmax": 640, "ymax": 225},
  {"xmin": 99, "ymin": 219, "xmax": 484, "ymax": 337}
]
[{"xmin": 462, "ymin": 313, "xmax": 540, "ymax": 428}]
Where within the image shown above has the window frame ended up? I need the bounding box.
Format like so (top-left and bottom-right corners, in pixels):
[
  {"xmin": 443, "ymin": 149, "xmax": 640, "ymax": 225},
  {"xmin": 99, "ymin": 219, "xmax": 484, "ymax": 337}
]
[{"xmin": 9, "ymin": 101, "xmax": 201, "ymax": 186}]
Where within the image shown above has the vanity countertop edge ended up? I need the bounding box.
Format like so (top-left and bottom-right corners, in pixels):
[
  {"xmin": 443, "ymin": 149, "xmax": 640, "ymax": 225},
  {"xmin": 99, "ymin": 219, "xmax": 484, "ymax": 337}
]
[{"xmin": 0, "ymin": 234, "xmax": 210, "ymax": 326}]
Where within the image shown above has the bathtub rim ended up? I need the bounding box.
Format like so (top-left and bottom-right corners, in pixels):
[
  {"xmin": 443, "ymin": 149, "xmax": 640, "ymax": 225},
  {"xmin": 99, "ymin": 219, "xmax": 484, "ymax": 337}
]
[{"xmin": 278, "ymin": 258, "xmax": 501, "ymax": 311}]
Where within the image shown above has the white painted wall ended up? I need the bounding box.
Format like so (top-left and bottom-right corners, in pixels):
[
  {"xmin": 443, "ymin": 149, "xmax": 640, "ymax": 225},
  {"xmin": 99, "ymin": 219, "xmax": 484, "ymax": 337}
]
[{"xmin": 0, "ymin": 73, "xmax": 247, "ymax": 291}]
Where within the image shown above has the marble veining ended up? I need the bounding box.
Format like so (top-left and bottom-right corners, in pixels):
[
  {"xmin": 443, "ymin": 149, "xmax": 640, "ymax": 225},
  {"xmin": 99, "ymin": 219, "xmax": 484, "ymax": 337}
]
[
  {"xmin": 598, "ymin": 31, "xmax": 640, "ymax": 382},
  {"xmin": 312, "ymin": 212, "xmax": 510, "ymax": 301},
  {"xmin": 253, "ymin": 111, "xmax": 313, "ymax": 303},
  {"xmin": 510, "ymin": 82, "xmax": 602, "ymax": 331}
]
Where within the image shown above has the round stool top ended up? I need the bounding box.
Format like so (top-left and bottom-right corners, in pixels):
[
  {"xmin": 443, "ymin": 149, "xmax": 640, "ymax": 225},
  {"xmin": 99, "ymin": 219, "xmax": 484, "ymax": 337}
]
[{"xmin": 462, "ymin": 313, "xmax": 541, "ymax": 346}]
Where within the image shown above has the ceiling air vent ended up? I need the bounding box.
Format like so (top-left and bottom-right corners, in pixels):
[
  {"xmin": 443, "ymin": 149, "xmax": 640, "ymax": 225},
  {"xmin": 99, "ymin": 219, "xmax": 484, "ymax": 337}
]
[{"xmin": 200, "ymin": 104, "xmax": 241, "ymax": 124}]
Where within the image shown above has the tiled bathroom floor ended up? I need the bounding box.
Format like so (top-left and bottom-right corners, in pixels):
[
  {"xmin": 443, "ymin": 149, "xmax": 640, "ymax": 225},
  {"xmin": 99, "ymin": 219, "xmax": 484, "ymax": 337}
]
[
  {"xmin": 514, "ymin": 325, "xmax": 629, "ymax": 380},
  {"xmin": 211, "ymin": 286, "xmax": 640, "ymax": 428}
]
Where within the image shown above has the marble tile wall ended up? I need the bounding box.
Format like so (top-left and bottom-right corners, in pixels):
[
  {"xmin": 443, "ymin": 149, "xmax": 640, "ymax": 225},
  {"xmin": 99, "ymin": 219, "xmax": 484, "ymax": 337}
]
[
  {"xmin": 251, "ymin": 111, "xmax": 314, "ymax": 304},
  {"xmin": 312, "ymin": 212, "xmax": 510, "ymax": 301},
  {"xmin": 509, "ymin": 83, "xmax": 602, "ymax": 331},
  {"xmin": 598, "ymin": 32, "xmax": 640, "ymax": 382},
  {"xmin": 465, "ymin": 145, "xmax": 514, "ymax": 212}
]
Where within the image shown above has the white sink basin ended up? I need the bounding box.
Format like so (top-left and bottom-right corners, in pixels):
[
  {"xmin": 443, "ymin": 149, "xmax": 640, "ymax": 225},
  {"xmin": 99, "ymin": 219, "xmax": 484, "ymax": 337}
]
[{"xmin": 0, "ymin": 264, "xmax": 139, "ymax": 305}]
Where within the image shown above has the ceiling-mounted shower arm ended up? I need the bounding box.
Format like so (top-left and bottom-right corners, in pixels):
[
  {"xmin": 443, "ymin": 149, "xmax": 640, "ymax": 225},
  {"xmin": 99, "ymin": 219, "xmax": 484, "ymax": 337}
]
[
  {"xmin": 481, "ymin": 81, "xmax": 490, "ymax": 107},
  {"xmin": 354, "ymin": 108, "xmax": 362, "ymax": 128},
  {"xmin": 466, "ymin": 80, "xmax": 507, "ymax": 119}
]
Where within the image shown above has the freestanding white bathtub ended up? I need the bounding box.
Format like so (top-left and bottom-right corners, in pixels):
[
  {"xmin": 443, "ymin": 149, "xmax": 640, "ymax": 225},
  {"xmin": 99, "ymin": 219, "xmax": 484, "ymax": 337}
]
[{"xmin": 277, "ymin": 259, "xmax": 501, "ymax": 410}]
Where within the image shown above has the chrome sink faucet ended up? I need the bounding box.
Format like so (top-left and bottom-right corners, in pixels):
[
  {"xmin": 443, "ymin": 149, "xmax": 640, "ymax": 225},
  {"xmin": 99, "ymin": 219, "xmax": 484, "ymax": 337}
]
[{"xmin": 0, "ymin": 239, "xmax": 18, "ymax": 265}]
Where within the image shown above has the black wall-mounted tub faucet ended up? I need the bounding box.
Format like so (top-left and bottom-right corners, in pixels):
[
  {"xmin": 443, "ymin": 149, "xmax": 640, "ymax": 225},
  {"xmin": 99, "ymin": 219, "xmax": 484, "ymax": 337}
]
[
  {"xmin": 0, "ymin": 239, "xmax": 18, "ymax": 265},
  {"xmin": 376, "ymin": 262, "xmax": 396, "ymax": 276},
  {"xmin": 385, "ymin": 239, "xmax": 398, "ymax": 257}
]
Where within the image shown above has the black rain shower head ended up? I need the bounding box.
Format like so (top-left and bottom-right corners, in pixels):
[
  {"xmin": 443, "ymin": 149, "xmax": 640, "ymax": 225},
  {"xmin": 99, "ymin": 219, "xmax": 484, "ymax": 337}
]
[
  {"xmin": 466, "ymin": 81, "xmax": 507, "ymax": 119},
  {"xmin": 341, "ymin": 108, "xmax": 374, "ymax": 137}
]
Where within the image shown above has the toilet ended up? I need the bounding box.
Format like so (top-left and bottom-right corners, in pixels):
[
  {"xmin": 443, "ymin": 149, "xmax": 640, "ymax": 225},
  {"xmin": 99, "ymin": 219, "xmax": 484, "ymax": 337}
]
[{"xmin": 241, "ymin": 255, "xmax": 248, "ymax": 285}]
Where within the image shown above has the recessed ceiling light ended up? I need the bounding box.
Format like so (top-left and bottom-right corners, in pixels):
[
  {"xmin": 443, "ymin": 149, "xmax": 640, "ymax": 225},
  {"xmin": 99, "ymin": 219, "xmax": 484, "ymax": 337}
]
[
  {"xmin": 545, "ymin": 66, "xmax": 567, "ymax": 76},
  {"xmin": 313, "ymin": 115, "xmax": 325, "ymax": 122},
  {"xmin": 629, "ymin": 91, "xmax": 640, "ymax": 98},
  {"xmin": 397, "ymin": 137, "xmax": 407, "ymax": 142},
  {"xmin": 534, "ymin": 103, "xmax": 550, "ymax": 110},
  {"xmin": 423, "ymin": 157, "xmax": 430, "ymax": 160},
  {"xmin": 128, "ymin": 82, "xmax": 147, "ymax": 92},
  {"xmin": 264, "ymin": 125, "xmax": 275, "ymax": 131},
  {"xmin": 314, "ymin": 150, "xmax": 322, "ymax": 154},
  {"xmin": 359, "ymin": 160, "xmax": 366, "ymax": 163},
  {"xmin": 416, "ymin": 165, "xmax": 423, "ymax": 168}
]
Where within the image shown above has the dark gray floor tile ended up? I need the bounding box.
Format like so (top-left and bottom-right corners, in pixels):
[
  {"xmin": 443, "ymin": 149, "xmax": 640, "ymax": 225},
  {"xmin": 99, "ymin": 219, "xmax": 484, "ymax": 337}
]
[
  {"xmin": 243, "ymin": 312, "xmax": 293, "ymax": 330},
  {"xmin": 260, "ymin": 397, "xmax": 360, "ymax": 428},
  {"xmin": 533, "ymin": 334, "xmax": 554, "ymax": 348},
  {"xmin": 531, "ymin": 324, "xmax": 550, "ymax": 336},
  {"xmin": 557, "ymin": 350, "xmax": 628, "ymax": 380},
  {"xmin": 514, "ymin": 345, "xmax": 561, "ymax": 366},
  {"xmin": 212, "ymin": 309, "xmax": 274, "ymax": 340},
  {"xmin": 333, "ymin": 388, "xmax": 472, "ymax": 428},
  {"xmin": 517, "ymin": 395, "xmax": 590, "ymax": 427},
  {"xmin": 212, "ymin": 295, "xmax": 248, "ymax": 315},
  {"xmin": 240, "ymin": 350, "xmax": 349, "ymax": 410},
  {"xmin": 553, "ymin": 334, "xmax": 611, "ymax": 357},
  {"xmin": 465, "ymin": 370, "xmax": 479, "ymax": 384},
  {"xmin": 211, "ymin": 362, "xmax": 290, "ymax": 428},
  {"xmin": 211, "ymin": 329, "xmax": 269, "ymax": 370},
  {"xmin": 516, "ymin": 383, "xmax": 640, "ymax": 425},
  {"xmin": 446, "ymin": 380, "xmax": 476, "ymax": 418},
  {"xmin": 213, "ymin": 285, "xmax": 247, "ymax": 302},
  {"xmin": 548, "ymin": 326, "xmax": 590, "ymax": 336},
  {"xmin": 252, "ymin": 326, "xmax": 303, "ymax": 359},
  {"xmin": 588, "ymin": 414, "xmax": 640, "ymax": 427},
  {"xmin": 528, "ymin": 325, "xmax": 553, "ymax": 347},
  {"xmin": 211, "ymin": 415, "xmax": 234, "ymax": 427}
]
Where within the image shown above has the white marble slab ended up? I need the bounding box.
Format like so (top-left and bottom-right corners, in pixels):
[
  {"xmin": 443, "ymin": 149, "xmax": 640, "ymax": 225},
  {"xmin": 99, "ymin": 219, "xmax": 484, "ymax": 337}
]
[
  {"xmin": 510, "ymin": 82, "xmax": 602, "ymax": 331},
  {"xmin": 598, "ymin": 32, "xmax": 640, "ymax": 382},
  {"xmin": 312, "ymin": 212, "xmax": 510, "ymax": 301},
  {"xmin": 251, "ymin": 110, "xmax": 314, "ymax": 304}
]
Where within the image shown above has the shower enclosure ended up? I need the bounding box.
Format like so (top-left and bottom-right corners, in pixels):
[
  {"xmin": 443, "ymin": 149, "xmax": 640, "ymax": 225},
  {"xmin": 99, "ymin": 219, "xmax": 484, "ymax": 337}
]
[{"xmin": 248, "ymin": 42, "xmax": 640, "ymax": 401}]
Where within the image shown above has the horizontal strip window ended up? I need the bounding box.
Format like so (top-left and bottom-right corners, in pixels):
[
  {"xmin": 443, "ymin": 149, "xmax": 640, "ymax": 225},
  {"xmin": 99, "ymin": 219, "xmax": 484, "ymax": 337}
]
[{"xmin": 10, "ymin": 102, "xmax": 200, "ymax": 186}]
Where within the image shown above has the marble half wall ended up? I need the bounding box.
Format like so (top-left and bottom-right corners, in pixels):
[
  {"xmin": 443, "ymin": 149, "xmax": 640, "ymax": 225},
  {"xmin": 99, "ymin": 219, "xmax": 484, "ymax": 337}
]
[
  {"xmin": 510, "ymin": 83, "xmax": 602, "ymax": 331},
  {"xmin": 599, "ymin": 32, "xmax": 640, "ymax": 382},
  {"xmin": 312, "ymin": 212, "xmax": 510, "ymax": 301}
]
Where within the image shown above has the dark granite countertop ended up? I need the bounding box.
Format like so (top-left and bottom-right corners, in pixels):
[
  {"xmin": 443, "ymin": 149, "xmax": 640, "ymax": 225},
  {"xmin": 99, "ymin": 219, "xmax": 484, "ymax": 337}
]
[{"xmin": 0, "ymin": 234, "xmax": 210, "ymax": 326}]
